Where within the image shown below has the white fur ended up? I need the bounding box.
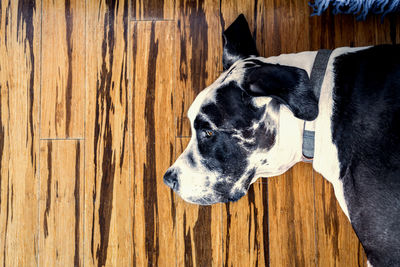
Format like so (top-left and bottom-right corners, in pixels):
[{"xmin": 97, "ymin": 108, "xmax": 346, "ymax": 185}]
[
  {"xmin": 313, "ymin": 47, "xmax": 370, "ymax": 219},
  {"xmin": 252, "ymin": 104, "xmax": 304, "ymax": 179}
]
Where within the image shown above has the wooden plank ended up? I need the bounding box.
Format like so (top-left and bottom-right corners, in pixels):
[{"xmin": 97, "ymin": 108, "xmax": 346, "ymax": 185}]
[
  {"xmin": 308, "ymin": 13, "xmax": 356, "ymax": 50},
  {"xmin": 220, "ymin": 0, "xmax": 256, "ymax": 31},
  {"xmin": 84, "ymin": 0, "xmax": 132, "ymax": 266},
  {"xmin": 40, "ymin": 0, "xmax": 85, "ymax": 139},
  {"xmin": 354, "ymin": 14, "xmax": 398, "ymax": 46},
  {"xmin": 222, "ymin": 182, "xmax": 269, "ymax": 266},
  {"xmin": 0, "ymin": 1, "xmax": 40, "ymax": 266},
  {"xmin": 261, "ymin": 0, "xmax": 312, "ymax": 56},
  {"xmin": 130, "ymin": 0, "xmax": 174, "ymax": 20},
  {"xmin": 175, "ymin": 137, "xmax": 223, "ymax": 267},
  {"xmin": 268, "ymin": 163, "xmax": 316, "ymax": 266},
  {"xmin": 130, "ymin": 21, "xmax": 176, "ymax": 266},
  {"xmin": 174, "ymin": 0, "xmax": 222, "ymax": 137},
  {"xmin": 39, "ymin": 140, "xmax": 83, "ymax": 266},
  {"xmin": 314, "ymin": 172, "xmax": 366, "ymax": 267}
]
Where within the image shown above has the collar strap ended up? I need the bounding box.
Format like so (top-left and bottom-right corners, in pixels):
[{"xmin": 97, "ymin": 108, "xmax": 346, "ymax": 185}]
[{"xmin": 302, "ymin": 49, "xmax": 332, "ymax": 162}]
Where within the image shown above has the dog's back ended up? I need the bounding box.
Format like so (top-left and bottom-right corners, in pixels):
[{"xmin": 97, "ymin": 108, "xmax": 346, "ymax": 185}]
[{"xmin": 332, "ymin": 44, "xmax": 400, "ymax": 266}]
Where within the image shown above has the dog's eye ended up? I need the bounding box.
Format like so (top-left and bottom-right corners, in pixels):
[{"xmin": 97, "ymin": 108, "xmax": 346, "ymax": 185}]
[{"xmin": 204, "ymin": 130, "xmax": 213, "ymax": 137}]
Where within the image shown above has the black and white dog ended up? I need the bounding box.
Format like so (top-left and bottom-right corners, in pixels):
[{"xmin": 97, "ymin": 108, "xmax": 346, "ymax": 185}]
[{"xmin": 164, "ymin": 14, "xmax": 400, "ymax": 266}]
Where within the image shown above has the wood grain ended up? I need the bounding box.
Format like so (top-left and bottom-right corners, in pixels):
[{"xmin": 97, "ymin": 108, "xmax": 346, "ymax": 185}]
[
  {"xmin": 268, "ymin": 163, "xmax": 316, "ymax": 266},
  {"xmin": 175, "ymin": 137, "xmax": 224, "ymax": 267},
  {"xmin": 0, "ymin": 1, "xmax": 40, "ymax": 266},
  {"xmin": 223, "ymin": 182, "xmax": 269, "ymax": 266},
  {"xmin": 39, "ymin": 140, "xmax": 83, "ymax": 267},
  {"xmin": 130, "ymin": 20, "xmax": 176, "ymax": 267},
  {"xmin": 41, "ymin": 0, "xmax": 85, "ymax": 139},
  {"xmin": 131, "ymin": 0, "xmax": 174, "ymax": 20},
  {"xmin": 85, "ymin": 0, "xmax": 132, "ymax": 266},
  {"xmin": 174, "ymin": 0, "xmax": 223, "ymax": 137}
]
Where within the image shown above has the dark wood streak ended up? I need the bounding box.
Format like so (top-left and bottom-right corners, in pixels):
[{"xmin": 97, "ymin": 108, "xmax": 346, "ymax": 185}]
[
  {"xmin": 74, "ymin": 142, "xmax": 81, "ymax": 267},
  {"xmin": 143, "ymin": 21, "xmax": 159, "ymax": 267},
  {"xmin": 10, "ymin": 184, "xmax": 13, "ymax": 221},
  {"xmin": 177, "ymin": 18, "xmax": 187, "ymax": 137},
  {"xmin": 119, "ymin": 0, "xmax": 128, "ymax": 170},
  {"xmin": 131, "ymin": 0, "xmax": 164, "ymax": 20},
  {"xmin": 247, "ymin": 186, "xmax": 259, "ymax": 264},
  {"xmin": 219, "ymin": 0, "xmax": 225, "ymax": 32},
  {"xmin": 224, "ymin": 203, "xmax": 231, "ymax": 267},
  {"xmin": 183, "ymin": 212, "xmax": 193, "ymax": 266},
  {"xmin": 286, "ymin": 172, "xmax": 303, "ymax": 267},
  {"xmin": 94, "ymin": 1, "xmax": 118, "ymax": 266},
  {"xmin": 187, "ymin": 1, "xmax": 208, "ymax": 96},
  {"xmin": 252, "ymin": 0, "xmax": 258, "ymax": 42},
  {"xmin": 65, "ymin": 0, "xmax": 73, "ymax": 137},
  {"xmin": 271, "ymin": 0, "xmax": 281, "ymax": 56},
  {"xmin": 262, "ymin": 182, "xmax": 270, "ymax": 267},
  {"xmin": 43, "ymin": 142, "xmax": 52, "ymax": 238},
  {"xmin": 193, "ymin": 206, "xmax": 212, "ymax": 267},
  {"xmin": 179, "ymin": 98, "xmax": 185, "ymax": 136},
  {"xmin": 17, "ymin": 0, "xmax": 36, "ymax": 166},
  {"xmin": 3, "ymin": 2, "xmax": 8, "ymax": 45}
]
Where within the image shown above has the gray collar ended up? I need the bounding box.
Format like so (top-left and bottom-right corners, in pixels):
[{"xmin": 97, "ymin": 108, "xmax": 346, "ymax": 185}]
[{"xmin": 302, "ymin": 49, "xmax": 332, "ymax": 161}]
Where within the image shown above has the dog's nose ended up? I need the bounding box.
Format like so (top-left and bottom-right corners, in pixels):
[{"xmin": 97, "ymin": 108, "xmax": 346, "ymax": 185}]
[{"xmin": 163, "ymin": 169, "xmax": 178, "ymax": 190}]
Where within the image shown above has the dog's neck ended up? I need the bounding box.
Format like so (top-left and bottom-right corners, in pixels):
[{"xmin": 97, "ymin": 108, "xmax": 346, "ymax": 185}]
[{"xmin": 260, "ymin": 50, "xmax": 349, "ymax": 216}]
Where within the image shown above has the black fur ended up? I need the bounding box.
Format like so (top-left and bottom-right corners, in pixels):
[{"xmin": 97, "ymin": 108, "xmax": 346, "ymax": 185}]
[
  {"xmin": 241, "ymin": 59, "xmax": 318, "ymax": 121},
  {"xmin": 332, "ymin": 45, "xmax": 400, "ymax": 266},
  {"xmin": 222, "ymin": 14, "xmax": 258, "ymax": 70},
  {"xmin": 193, "ymin": 83, "xmax": 275, "ymax": 201}
]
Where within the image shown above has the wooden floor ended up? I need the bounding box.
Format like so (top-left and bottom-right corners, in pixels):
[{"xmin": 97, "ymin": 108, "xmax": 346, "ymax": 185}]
[{"xmin": 0, "ymin": 0, "xmax": 399, "ymax": 266}]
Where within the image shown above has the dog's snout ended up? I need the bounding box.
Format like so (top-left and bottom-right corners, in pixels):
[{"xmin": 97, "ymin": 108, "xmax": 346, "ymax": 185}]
[{"xmin": 163, "ymin": 169, "xmax": 178, "ymax": 190}]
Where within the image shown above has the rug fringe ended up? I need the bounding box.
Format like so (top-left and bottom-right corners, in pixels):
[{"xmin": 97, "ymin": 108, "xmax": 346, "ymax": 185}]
[{"xmin": 309, "ymin": 0, "xmax": 400, "ymax": 20}]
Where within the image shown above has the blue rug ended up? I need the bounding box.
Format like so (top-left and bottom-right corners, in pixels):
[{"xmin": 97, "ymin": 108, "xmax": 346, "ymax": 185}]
[{"xmin": 310, "ymin": 0, "xmax": 400, "ymax": 20}]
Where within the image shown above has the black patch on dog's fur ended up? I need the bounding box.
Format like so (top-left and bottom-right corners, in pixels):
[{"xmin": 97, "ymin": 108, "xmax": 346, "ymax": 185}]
[
  {"xmin": 194, "ymin": 116, "xmax": 212, "ymax": 131},
  {"xmin": 241, "ymin": 59, "xmax": 318, "ymax": 121},
  {"xmin": 186, "ymin": 151, "xmax": 196, "ymax": 167},
  {"xmin": 332, "ymin": 44, "xmax": 400, "ymax": 266},
  {"xmin": 194, "ymin": 83, "xmax": 276, "ymax": 194},
  {"xmin": 222, "ymin": 14, "xmax": 258, "ymax": 70}
]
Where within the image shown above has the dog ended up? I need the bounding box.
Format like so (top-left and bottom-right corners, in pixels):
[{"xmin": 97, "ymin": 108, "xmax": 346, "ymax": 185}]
[{"xmin": 163, "ymin": 14, "xmax": 400, "ymax": 266}]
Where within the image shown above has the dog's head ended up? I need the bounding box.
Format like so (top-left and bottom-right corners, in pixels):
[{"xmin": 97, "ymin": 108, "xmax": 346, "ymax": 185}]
[{"xmin": 164, "ymin": 14, "xmax": 318, "ymax": 205}]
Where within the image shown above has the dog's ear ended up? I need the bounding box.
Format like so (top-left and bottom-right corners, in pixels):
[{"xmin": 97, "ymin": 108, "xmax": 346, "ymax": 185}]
[
  {"xmin": 242, "ymin": 63, "xmax": 318, "ymax": 121},
  {"xmin": 222, "ymin": 14, "xmax": 258, "ymax": 70}
]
